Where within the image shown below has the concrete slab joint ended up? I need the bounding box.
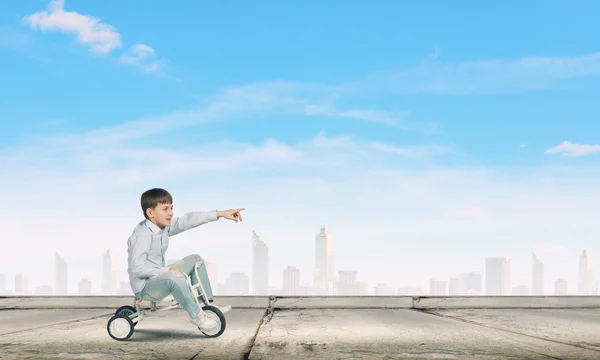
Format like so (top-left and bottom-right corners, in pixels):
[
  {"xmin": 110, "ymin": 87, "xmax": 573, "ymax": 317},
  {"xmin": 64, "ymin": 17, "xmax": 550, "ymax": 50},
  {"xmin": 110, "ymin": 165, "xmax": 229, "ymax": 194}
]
[
  {"xmin": 2, "ymin": 295, "xmax": 600, "ymax": 310},
  {"xmin": 241, "ymin": 307, "xmax": 274, "ymax": 359}
]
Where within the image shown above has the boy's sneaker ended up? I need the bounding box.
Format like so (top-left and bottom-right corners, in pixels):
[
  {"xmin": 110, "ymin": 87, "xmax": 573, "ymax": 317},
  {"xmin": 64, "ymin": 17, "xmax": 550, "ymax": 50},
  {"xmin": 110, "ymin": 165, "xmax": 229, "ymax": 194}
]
[{"xmin": 190, "ymin": 312, "xmax": 219, "ymax": 331}]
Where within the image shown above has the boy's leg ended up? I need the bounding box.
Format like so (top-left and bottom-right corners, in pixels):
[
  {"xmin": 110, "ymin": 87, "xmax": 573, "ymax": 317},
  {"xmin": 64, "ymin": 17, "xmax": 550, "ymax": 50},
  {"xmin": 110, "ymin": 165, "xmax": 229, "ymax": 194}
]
[
  {"xmin": 168, "ymin": 254, "xmax": 215, "ymax": 303},
  {"xmin": 138, "ymin": 270, "xmax": 219, "ymax": 331},
  {"xmin": 138, "ymin": 270, "xmax": 201, "ymax": 318}
]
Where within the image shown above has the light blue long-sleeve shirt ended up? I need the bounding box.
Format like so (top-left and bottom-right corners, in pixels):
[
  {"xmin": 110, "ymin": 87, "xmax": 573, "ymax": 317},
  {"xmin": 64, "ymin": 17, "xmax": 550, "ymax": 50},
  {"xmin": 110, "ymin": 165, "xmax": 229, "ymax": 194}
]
[{"xmin": 127, "ymin": 210, "xmax": 219, "ymax": 294}]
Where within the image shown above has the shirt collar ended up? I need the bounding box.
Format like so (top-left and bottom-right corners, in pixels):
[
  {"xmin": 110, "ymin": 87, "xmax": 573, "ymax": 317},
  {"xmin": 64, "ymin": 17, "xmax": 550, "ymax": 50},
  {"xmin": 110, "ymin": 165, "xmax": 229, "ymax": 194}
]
[{"xmin": 144, "ymin": 219, "xmax": 163, "ymax": 234}]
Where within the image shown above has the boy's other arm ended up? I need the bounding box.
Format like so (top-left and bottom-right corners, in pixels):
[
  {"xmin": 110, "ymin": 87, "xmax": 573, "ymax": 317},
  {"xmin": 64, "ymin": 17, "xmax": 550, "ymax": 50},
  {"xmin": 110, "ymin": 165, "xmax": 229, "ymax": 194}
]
[
  {"xmin": 167, "ymin": 211, "xmax": 219, "ymax": 236},
  {"xmin": 128, "ymin": 234, "xmax": 169, "ymax": 278}
]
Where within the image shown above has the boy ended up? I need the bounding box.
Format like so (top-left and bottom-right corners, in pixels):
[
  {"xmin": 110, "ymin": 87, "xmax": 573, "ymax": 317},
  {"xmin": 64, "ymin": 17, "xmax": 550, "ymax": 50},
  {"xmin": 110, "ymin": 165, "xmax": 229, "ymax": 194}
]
[{"xmin": 127, "ymin": 188, "xmax": 244, "ymax": 331}]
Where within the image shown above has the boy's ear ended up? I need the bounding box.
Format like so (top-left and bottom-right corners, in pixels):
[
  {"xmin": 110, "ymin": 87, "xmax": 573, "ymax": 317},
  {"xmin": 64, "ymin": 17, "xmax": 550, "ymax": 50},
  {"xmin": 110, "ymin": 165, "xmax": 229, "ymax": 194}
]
[{"xmin": 145, "ymin": 207, "xmax": 152, "ymax": 218}]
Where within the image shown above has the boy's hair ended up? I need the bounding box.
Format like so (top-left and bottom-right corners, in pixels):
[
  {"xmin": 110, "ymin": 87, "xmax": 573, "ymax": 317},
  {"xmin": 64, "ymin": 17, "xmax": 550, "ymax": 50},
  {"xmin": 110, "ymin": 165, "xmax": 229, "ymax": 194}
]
[{"xmin": 141, "ymin": 188, "xmax": 173, "ymax": 219}]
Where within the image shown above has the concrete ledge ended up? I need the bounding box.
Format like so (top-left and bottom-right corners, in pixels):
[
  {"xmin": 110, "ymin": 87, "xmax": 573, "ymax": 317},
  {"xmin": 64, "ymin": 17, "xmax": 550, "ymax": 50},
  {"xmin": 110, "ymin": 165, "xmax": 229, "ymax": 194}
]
[
  {"xmin": 1, "ymin": 295, "xmax": 599, "ymax": 310},
  {"xmin": 272, "ymin": 296, "xmax": 414, "ymax": 309},
  {"xmin": 0, "ymin": 295, "xmax": 270, "ymax": 309},
  {"xmin": 414, "ymin": 296, "xmax": 600, "ymax": 309}
]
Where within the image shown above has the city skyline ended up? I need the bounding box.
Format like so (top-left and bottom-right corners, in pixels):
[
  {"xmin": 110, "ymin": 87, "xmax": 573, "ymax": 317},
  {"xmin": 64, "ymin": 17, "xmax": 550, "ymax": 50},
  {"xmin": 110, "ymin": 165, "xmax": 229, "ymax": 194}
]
[
  {"xmin": 2, "ymin": 1, "xmax": 600, "ymax": 313},
  {"xmin": 1, "ymin": 227, "xmax": 597, "ymax": 297}
]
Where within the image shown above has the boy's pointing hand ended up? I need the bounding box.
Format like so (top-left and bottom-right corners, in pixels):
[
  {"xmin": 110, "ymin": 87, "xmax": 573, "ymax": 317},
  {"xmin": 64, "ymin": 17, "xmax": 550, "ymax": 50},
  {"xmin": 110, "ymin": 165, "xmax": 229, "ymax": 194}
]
[{"xmin": 217, "ymin": 208, "xmax": 245, "ymax": 223}]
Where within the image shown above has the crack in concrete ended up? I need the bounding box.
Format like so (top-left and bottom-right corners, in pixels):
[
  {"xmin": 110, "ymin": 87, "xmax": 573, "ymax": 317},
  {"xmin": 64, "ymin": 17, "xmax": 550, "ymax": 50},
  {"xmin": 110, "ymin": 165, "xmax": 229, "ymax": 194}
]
[
  {"xmin": 240, "ymin": 297, "xmax": 276, "ymax": 360},
  {"xmin": 0, "ymin": 312, "xmax": 113, "ymax": 337},
  {"xmin": 189, "ymin": 350, "xmax": 202, "ymax": 360},
  {"xmin": 414, "ymin": 309, "xmax": 598, "ymax": 357},
  {"xmin": 240, "ymin": 309, "xmax": 272, "ymax": 360}
]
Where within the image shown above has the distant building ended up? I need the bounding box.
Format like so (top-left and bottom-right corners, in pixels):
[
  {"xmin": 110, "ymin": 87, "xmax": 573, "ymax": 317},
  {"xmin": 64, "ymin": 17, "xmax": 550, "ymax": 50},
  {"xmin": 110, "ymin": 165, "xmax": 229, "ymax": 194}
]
[
  {"xmin": 374, "ymin": 283, "xmax": 396, "ymax": 296},
  {"xmin": 396, "ymin": 287, "xmax": 425, "ymax": 296},
  {"xmin": 220, "ymin": 272, "xmax": 250, "ymax": 295},
  {"xmin": 283, "ymin": 266, "xmax": 300, "ymax": 296},
  {"xmin": 464, "ymin": 272, "xmax": 483, "ymax": 295},
  {"xmin": 531, "ymin": 252, "xmax": 544, "ymax": 295},
  {"xmin": 55, "ymin": 253, "xmax": 68, "ymax": 295},
  {"xmin": 578, "ymin": 250, "xmax": 594, "ymax": 295},
  {"xmin": 298, "ymin": 283, "xmax": 313, "ymax": 295},
  {"xmin": 102, "ymin": 249, "xmax": 117, "ymax": 295},
  {"xmin": 314, "ymin": 227, "xmax": 336, "ymax": 295},
  {"xmin": 78, "ymin": 278, "xmax": 92, "ymax": 296},
  {"xmin": 486, "ymin": 257, "xmax": 511, "ymax": 295},
  {"xmin": 450, "ymin": 272, "xmax": 482, "ymax": 295},
  {"xmin": 430, "ymin": 278, "xmax": 447, "ymax": 296},
  {"xmin": 335, "ymin": 271, "xmax": 368, "ymax": 295},
  {"xmin": 555, "ymin": 278, "xmax": 568, "ymax": 295},
  {"xmin": 15, "ymin": 273, "xmax": 29, "ymax": 294},
  {"xmin": 252, "ymin": 231, "xmax": 269, "ymax": 295}
]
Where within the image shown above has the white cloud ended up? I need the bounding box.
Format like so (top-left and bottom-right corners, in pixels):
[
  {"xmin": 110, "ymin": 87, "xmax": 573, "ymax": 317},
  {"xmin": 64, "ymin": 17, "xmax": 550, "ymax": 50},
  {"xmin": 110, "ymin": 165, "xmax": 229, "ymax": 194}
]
[
  {"xmin": 18, "ymin": 5, "xmax": 600, "ymax": 90},
  {"xmin": 22, "ymin": 81, "xmax": 425, "ymax": 153},
  {"xmin": 22, "ymin": 1, "xmax": 167, "ymax": 76},
  {"xmin": 119, "ymin": 43, "xmax": 163, "ymax": 74},
  {"xmin": 545, "ymin": 141, "xmax": 600, "ymax": 157},
  {"xmin": 366, "ymin": 142, "xmax": 452, "ymax": 160},
  {"xmin": 311, "ymin": 131, "xmax": 354, "ymax": 149},
  {"xmin": 361, "ymin": 52, "xmax": 600, "ymax": 94},
  {"xmin": 304, "ymin": 106, "xmax": 435, "ymax": 132},
  {"xmin": 2, "ymin": 130, "xmax": 444, "ymax": 199},
  {"xmin": 22, "ymin": 0, "xmax": 122, "ymax": 54}
]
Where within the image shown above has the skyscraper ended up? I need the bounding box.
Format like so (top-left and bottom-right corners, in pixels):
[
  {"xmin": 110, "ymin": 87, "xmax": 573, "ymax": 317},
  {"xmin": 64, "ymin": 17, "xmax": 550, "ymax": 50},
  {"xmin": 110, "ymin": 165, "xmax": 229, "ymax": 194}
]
[
  {"xmin": 464, "ymin": 272, "xmax": 482, "ymax": 295},
  {"xmin": 222, "ymin": 272, "xmax": 250, "ymax": 295},
  {"xmin": 102, "ymin": 249, "xmax": 117, "ymax": 295},
  {"xmin": 555, "ymin": 278, "xmax": 568, "ymax": 295},
  {"xmin": 252, "ymin": 231, "xmax": 269, "ymax": 295},
  {"xmin": 531, "ymin": 252, "xmax": 544, "ymax": 296},
  {"xmin": 55, "ymin": 252, "xmax": 68, "ymax": 295},
  {"xmin": 314, "ymin": 226, "xmax": 336, "ymax": 295},
  {"xmin": 430, "ymin": 278, "xmax": 447, "ymax": 296},
  {"xmin": 15, "ymin": 273, "xmax": 29, "ymax": 294},
  {"xmin": 335, "ymin": 270, "xmax": 368, "ymax": 295},
  {"xmin": 578, "ymin": 249, "xmax": 594, "ymax": 295},
  {"xmin": 486, "ymin": 257, "xmax": 511, "ymax": 295},
  {"xmin": 374, "ymin": 283, "xmax": 395, "ymax": 296},
  {"xmin": 283, "ymin": 266, "xmax": 300, "ymax": 296},
  {"xmin": 78, "ymin": 278, "xmax": 92, "ymax": 295},
  {"xmin": 449, "ymin": 272, "xmax": 482, "ymax": 295},
  {"xmin": 449, "ymin": 276, "xmax": 465, "ymax": 295}
]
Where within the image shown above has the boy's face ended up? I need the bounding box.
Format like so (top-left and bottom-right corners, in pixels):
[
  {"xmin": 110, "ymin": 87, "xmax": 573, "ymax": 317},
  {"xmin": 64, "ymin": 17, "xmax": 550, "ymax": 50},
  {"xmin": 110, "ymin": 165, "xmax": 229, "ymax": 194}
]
[{"xmin": 147, "ymin": 202, "xmax": 173, "ymax": 228}]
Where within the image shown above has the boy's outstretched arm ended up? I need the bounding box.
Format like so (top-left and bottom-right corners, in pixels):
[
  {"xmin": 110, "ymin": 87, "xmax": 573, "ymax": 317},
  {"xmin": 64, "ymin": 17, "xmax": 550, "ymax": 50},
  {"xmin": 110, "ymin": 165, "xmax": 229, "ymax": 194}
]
[
  {"xmin": 167, "ymin": 208, "xmax": 245, "ymax": 236},
  {"xmin": 217, "ymin": 208, "xmax": 245, "ymax": 222}
]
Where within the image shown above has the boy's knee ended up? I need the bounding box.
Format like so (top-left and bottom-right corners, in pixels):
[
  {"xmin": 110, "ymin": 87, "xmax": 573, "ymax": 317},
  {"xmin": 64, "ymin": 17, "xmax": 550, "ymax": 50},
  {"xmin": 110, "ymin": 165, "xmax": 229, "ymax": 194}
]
[
  {"xmin": 185, "ymin": 254, "xmax": 203, "ymax": 263},
  {"xmin": 168, "ymin": 269, "xmax": 187, "ymax": 280}
]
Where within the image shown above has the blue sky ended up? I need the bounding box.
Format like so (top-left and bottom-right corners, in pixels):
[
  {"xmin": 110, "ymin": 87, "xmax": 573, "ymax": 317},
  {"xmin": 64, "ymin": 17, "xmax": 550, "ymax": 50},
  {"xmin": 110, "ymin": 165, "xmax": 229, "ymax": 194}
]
[{"xmin": 1, "ymin": 0, "xmax": 600, "ymax": 294}]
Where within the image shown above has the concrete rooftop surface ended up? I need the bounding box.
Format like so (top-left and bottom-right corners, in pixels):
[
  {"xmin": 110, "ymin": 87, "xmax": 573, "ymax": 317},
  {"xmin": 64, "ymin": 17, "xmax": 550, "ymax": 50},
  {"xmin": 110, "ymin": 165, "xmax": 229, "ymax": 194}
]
[{"xmin": 2, "ymin": 296, "xmax": 600, "ymax": 359}]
